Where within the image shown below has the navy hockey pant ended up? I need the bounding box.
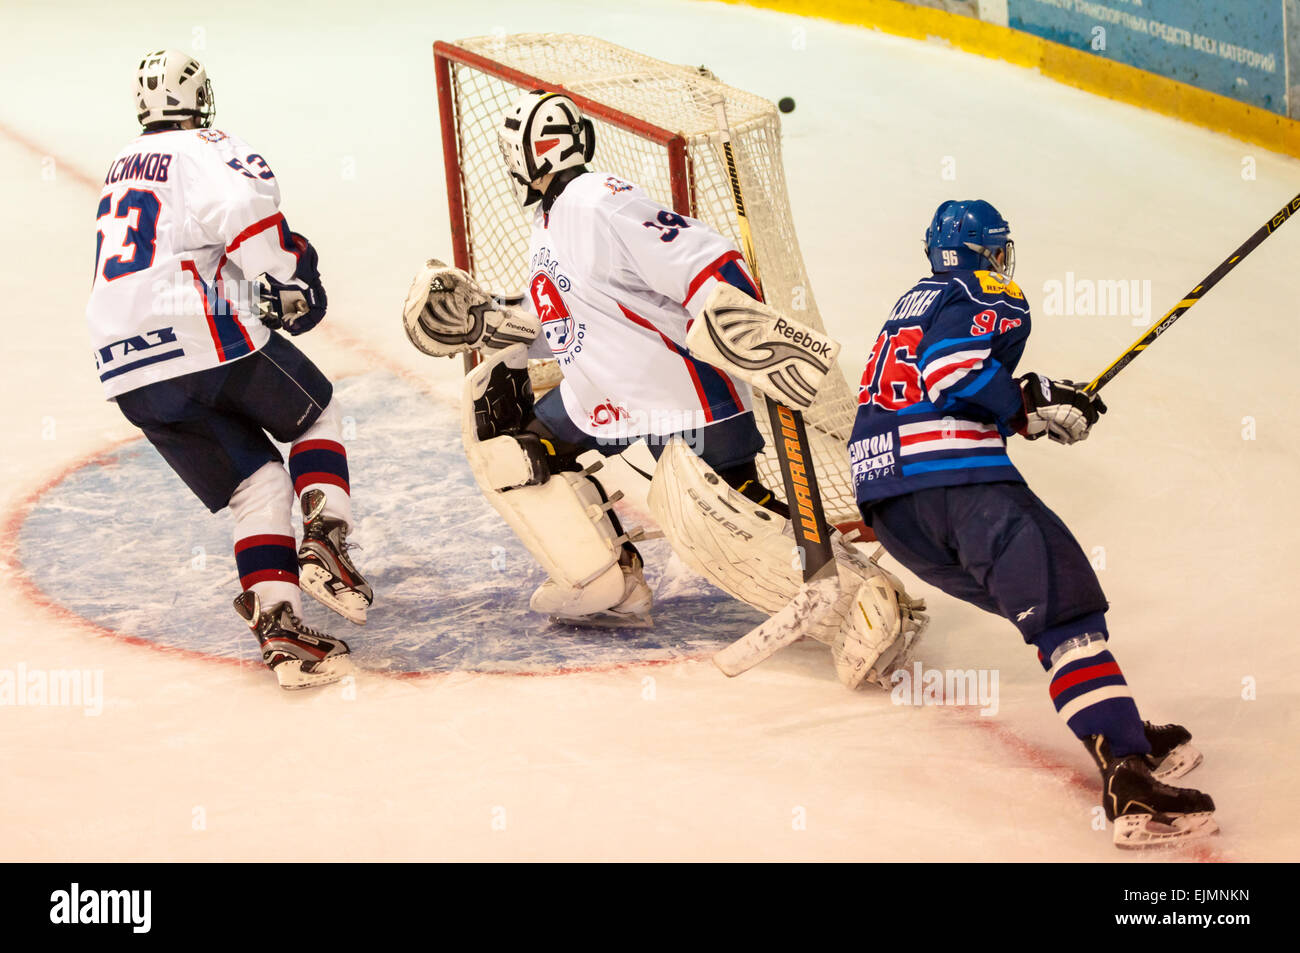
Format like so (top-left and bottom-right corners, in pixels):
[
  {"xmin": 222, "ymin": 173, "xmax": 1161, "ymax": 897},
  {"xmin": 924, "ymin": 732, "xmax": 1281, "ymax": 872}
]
[
  {"xmin": 865, "ymin": 482, "xmax": 1149, "ymax": 755},
  {"xmin": 115, "ymin": 333, "xmax": 334, "ymax": 513}
]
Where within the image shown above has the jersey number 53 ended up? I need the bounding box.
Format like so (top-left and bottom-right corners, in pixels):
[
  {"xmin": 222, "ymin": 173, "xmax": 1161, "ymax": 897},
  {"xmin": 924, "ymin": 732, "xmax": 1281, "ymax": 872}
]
[{"xmin": 94, "ymin": 189, "xmax": 161, "ymax": 283}]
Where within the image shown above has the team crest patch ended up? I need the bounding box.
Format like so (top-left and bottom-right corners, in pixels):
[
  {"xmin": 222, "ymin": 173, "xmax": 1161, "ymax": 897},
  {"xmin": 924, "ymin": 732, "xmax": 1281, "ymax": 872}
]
[
  {"xmin": 531, "ymin": 271, "xmax": 582, "ymax": 357},
  {"xmin": 603, "ymin": 175, "xmax": 633, "ymax": 195}
]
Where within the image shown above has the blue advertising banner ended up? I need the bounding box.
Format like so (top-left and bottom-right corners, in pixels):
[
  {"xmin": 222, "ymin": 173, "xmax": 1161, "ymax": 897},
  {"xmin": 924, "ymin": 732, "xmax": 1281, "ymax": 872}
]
[{"xmin": 1006, "ymin": 0, "xmax": 1288, "ymax": 115}]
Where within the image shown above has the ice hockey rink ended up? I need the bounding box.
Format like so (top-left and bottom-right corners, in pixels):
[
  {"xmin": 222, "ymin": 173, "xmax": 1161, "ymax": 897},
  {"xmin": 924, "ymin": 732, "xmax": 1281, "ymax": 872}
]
[{"xmin": 2, "ymin": 0, "xmax": 1297, "ymax": 862}]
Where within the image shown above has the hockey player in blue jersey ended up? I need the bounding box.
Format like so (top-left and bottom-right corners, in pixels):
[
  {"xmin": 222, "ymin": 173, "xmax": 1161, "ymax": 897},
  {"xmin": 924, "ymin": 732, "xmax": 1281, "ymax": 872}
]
[{"xmin": 850, "ymin": 199, "xmax": 1217, "ymax": 848}]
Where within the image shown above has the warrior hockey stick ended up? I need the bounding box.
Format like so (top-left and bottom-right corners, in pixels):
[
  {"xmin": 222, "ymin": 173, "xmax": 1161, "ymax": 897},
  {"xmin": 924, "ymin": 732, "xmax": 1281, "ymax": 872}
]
[
  {"xmin": 1087, "ymin": 191, "xmax": 1300, "ymax": 393},
  {"xmin": 705, "ymin": 94, "xmax": 839, "ymax": 676}
]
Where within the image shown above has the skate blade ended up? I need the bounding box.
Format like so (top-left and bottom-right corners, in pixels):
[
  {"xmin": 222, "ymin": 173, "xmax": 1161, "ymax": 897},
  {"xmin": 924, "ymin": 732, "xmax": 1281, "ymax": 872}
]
[
  {"xmin": 1151, "ymin": 743, "xmax": 1203, "ymax": 782},
  {"xmin": 547, "ymin": 611, "xmax": 654, "ymax": 630},
  {"xmin": 299, "ymin": 564, "xmax": 370, "ymax": 625},
  {"xmin": 1113, "ymin": 811, "xmax": 1219, "ymax": 850},
  {"xmin": 274, "ymin": 655, "xmax": 355, "ymax": 691}
]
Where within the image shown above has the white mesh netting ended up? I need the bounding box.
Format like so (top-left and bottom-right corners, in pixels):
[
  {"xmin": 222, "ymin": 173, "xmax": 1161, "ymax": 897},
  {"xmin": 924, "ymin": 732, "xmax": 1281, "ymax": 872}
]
[{"xmin": 438, "ymin": 33, "xmax": 861, "ymax": 527}]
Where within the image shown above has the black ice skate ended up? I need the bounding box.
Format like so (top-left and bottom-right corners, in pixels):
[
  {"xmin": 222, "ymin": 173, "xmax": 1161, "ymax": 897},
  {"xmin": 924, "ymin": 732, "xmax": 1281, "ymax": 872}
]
[
  {"xmin": 297, "ymin": 488, "xmax": 373, "ymax": 625},
  {"xmin": 234, "ymin": 590, "xmax": 353, "ymax": 691},
  {"xmin": 1084, "ymin": 734, "xmax": 1218, "ymax": 849},
  {"xmin": 1142, "ymin": 721, "xmax": 1203, "ymax": 781}
]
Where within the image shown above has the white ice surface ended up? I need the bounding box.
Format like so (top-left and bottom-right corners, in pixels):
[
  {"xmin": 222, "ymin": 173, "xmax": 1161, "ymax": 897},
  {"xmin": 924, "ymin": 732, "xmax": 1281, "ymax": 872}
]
[{"xmin": 1, "ymin": 0, "xmax": 1297, "ymax": 861}]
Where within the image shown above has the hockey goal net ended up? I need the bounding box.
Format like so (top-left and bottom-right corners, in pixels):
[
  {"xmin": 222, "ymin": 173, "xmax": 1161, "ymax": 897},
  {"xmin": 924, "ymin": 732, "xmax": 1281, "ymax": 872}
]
[{"xmin": 435, "ymin": 33, "xmax": 862, "ymax": 530}]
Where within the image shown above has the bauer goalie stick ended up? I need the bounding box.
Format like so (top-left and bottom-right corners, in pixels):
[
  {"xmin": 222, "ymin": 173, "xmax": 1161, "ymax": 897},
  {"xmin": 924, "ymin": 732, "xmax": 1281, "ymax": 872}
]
[
  {"xmin": 702, "ymin": 93, "xmax": 841, "ymax": 677},
  {"xmin": 1087, "ymin": 190, "xmax": 1300, "ymax": 393}
]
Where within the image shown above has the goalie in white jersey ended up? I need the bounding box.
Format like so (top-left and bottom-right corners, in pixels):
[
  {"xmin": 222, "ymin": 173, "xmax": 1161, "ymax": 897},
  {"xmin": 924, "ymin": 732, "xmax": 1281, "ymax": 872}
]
[
  {"xmin": 85, "ymin": 50, "xmax": 372, "ymax": 690},
  {"xmin": 405, "ymin": 90, "xmax": 925, "ymax": 687}
]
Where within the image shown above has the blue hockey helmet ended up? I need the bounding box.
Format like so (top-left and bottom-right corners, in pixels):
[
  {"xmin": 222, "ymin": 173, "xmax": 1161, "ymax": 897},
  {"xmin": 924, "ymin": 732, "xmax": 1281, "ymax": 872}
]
[{"xmin": 924, "ymin": 200, "xmax": 1014, "ymax": 278}]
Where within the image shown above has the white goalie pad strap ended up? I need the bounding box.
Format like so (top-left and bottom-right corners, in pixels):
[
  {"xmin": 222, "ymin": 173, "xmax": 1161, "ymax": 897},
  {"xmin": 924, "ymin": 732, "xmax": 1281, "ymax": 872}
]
[
  {"xmin": 686, "ymin": 284, "xmax": 840, "ymax": 410},
  {"xmin": 462, "ymin": 347, "xmax": 621, "ymax": 595},
  {"xmin": 648, "ymin": 438, "xmax": 910, "ymax": 645}
]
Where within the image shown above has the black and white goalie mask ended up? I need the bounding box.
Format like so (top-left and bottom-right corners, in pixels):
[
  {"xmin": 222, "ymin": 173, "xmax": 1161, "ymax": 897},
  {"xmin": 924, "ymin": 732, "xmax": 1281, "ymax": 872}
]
[
  {"xmin": 135, "ymin": 49, "xmax": 215, "ymax": 129},
  {"xmin": 497, "ymin": 90, "xmax": 595, "ymax": 208}
]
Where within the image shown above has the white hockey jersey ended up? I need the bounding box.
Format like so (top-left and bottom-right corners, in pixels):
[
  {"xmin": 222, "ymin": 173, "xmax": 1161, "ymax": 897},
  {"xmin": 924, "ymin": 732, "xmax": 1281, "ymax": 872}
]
[
  {"xmin": 523, "ymin": 172, "xmax": 757, "ymax": 439},
  {"xmin": 85, "ymin": 127, "xmax": 307, "ymax": 399}
]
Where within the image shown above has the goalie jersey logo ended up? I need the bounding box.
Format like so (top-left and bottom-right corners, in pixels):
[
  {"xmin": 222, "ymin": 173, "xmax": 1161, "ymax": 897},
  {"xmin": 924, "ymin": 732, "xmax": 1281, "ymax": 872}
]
[{"xmin": 529, "ymin": 269, "xmax": 580, "ymax": 358}]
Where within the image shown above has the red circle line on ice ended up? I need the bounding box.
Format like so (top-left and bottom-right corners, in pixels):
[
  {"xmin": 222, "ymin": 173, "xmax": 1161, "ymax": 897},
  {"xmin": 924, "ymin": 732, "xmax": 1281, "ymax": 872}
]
[{"xmin": 1, "ymin": 430, "xmax": 707, "ymax": 681}]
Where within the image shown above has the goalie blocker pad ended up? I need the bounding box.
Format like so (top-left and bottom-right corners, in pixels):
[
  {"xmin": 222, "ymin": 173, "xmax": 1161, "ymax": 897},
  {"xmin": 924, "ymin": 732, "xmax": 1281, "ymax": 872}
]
[
  {"xmin": 462, "ymin": 345, "xmax": 627, "ymax": 613},
  {"xmin": 685, "ymin": 284, "xmax": 840, "ymax": 411},
  {"xmin": 647, "ymin": 439, "xmax": 927, "ymax": 684}
]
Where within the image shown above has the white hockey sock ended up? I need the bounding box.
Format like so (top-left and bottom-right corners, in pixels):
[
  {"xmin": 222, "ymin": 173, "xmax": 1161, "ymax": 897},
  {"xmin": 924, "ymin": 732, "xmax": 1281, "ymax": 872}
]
[{"xmin": 231, "ymin": 461, "xmax": 302, "ymax": 614}]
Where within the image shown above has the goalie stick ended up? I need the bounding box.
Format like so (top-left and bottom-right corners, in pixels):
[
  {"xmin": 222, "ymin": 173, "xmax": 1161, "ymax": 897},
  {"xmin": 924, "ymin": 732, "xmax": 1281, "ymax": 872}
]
[
  {"xmin": 702, "ymin": 94, "xmax": 840, "ymax": 677},
  {"xmin": 1087, "ymin": 190, "xmax": 1300, "ymax": 393}
]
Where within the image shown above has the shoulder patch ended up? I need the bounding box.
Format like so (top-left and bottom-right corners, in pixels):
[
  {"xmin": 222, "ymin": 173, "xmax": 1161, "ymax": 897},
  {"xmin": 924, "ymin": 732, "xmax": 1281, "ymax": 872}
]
[
  {"xmin": 975, "ymin": 270, "xmax": 1023, "ymax": 299},
  {"xmin": 601, "ymin": 174, "xmax": 634, "ymax": 196}
]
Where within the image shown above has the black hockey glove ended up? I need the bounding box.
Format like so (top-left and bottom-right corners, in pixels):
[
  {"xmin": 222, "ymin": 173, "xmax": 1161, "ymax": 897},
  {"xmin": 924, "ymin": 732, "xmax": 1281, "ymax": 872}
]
[
  {"xmin": 1017, "ymin": 373, "xmax": 1106, "ymax": 445},
  {"xmin": 256, "ymin": 233, "xmax": 327, "ymax": 335}
]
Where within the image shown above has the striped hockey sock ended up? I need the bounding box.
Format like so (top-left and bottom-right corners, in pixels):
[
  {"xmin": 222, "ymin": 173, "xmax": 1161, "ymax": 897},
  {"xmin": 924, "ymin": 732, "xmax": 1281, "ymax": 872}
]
[
  {"xmin": 288, "ymin": 400, "xmax": 353, "ymax": 526},
  {"xmin": 1034, "ymin": 614, "xmax": 1150, "ymax": 757},
  {"xmin": 230, "ymin": 461, "xmax": 301, "ymax": 614},
  {"xmin": 234, "ymin": 533, "xmax": 300, "ymax": 609}
]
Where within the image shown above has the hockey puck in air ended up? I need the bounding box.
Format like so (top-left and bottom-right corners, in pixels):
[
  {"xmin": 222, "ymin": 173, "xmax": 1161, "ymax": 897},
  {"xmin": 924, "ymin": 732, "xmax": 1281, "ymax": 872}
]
[{"xmin": 778, "ymin": 97, "xmax": 795, "ymax": 113}]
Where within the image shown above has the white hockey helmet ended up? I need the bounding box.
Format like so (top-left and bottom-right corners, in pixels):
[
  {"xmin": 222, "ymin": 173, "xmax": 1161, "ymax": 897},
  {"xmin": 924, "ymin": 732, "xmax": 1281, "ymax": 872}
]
[
  {"xmin": 497, "ymin": 89, "xmax": 595, "ymax": 207},
  {"xmin": 134, "ymin": 49, "xmax": 215, "ymax": 129}
]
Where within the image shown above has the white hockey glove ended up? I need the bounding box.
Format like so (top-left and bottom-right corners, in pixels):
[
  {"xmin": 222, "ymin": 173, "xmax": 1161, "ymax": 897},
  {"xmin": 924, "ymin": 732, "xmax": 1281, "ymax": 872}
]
[
  {"xmin": 1018, "ymin": 373, "xmax": 1107, "ymax": 445},
  {"xmin": 403, "ymin": 259, "xmax": 539, "ymax": 357}
]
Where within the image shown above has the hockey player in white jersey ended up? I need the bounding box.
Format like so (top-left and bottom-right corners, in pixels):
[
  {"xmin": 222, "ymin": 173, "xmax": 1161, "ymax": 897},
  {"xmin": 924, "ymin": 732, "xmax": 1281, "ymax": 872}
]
[
  {"xmin": 405, "ymin": 90, "xmax": 924, "ymax": 686},
  {"xmin": 85, "ymin": 50, "xmax": 372, "ymax": 690}
]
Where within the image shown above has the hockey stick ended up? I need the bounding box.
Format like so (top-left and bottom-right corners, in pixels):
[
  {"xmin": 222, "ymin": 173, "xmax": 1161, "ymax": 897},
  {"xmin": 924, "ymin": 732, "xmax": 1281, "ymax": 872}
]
[
  {"xmin": 1087, "ymin": 191, "xmax": 1300, "ymax": 393},
  {"xmin": 704, "ymin": 94, "xmax": 840, "ymax": 676}
]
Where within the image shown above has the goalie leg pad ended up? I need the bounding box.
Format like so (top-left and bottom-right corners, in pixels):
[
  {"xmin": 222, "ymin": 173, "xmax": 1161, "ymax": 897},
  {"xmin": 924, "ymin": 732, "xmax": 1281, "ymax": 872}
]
[
  {"xmin": 832, "ymin": 571, "xmax": 928, "ymax": 690},
  {"xmin": 647, "ymin": 437, "xmax": 797, "ymax": 614},
  {"xmin": 463, "ymin": 346, "xmax": 647, "ymax": 621},
  {"xmin": 648, "ymin": 437, "xmax": 927, "ymax": 656}
]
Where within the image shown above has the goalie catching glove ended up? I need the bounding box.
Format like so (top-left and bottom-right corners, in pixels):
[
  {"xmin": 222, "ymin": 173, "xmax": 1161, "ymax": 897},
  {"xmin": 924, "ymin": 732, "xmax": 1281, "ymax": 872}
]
[
  {"xmin": 1017, "ymin": 373, "xmax": 1107, "ymax": 445},
  {"xmin": 403, "ymin": 259, "xmax": 539, "ymax": 357}
]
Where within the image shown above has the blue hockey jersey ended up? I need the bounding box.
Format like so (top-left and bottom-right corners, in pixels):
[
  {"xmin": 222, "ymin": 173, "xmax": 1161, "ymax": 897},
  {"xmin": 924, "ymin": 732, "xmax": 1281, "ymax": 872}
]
[{"xmin": 850, "ymin": 269, "xmax": 1032, "ymax": 507}]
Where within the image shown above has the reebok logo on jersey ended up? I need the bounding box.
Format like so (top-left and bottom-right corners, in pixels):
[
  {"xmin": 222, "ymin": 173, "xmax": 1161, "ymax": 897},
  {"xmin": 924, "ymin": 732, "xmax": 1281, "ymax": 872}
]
[{"xmin": 1016, "ymin": 607, "xmax": 1036, "ymax": 622}]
